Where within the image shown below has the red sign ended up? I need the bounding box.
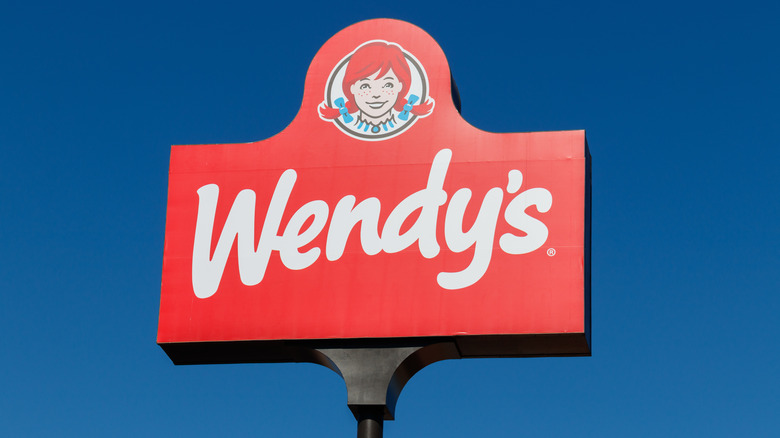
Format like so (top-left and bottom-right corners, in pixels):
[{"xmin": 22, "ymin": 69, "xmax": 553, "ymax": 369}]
[{"xmin": 158, "ymin": 19, "xmax": 590, "ymax": 360}]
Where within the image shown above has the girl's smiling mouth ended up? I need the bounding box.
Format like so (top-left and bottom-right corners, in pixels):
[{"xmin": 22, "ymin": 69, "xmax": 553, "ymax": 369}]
[{"xmin": 367, "ymin": 101, "xmax": 387, "ymax": 109}]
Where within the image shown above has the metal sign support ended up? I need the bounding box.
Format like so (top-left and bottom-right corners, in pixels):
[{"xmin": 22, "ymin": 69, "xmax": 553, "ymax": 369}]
[
  {"xmin": 355, "ymin": 406, "xmax": 384, "ymax": 438},
  {"xmin": 313, "ymin": 340, "xmax": 460, "ymax": 438}
]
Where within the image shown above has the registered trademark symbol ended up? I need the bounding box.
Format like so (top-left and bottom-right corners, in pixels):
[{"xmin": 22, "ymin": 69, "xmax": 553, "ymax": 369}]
[{"xmin": 547, "ymin": 248, "xmax": 556, "ymax": 257}]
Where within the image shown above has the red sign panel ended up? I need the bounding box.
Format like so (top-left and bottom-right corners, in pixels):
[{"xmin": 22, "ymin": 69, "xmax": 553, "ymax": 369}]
[{"xmin": 158, "ymin": 19, "xmax": 590, "ymax": 360}]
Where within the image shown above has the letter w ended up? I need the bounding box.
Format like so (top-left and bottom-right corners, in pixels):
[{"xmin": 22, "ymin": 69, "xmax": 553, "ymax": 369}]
[{"xmin": 191, "ymin": 172, "xmax": 295, "ymax": 298}]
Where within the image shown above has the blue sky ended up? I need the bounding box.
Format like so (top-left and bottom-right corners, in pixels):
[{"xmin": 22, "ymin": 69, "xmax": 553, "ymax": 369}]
[{"xmin": 2, "ymin": 1, "xmax": 778, "ymax": 436}]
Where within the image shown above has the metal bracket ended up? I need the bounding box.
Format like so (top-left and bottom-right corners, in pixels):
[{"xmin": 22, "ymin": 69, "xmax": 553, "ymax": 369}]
[{"xmin": 314, "ymin": 340, "xmax": 459, "ymax": 421}]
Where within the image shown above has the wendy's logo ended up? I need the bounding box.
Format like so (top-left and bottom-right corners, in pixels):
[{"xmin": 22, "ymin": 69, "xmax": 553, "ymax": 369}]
[{"xmin": 319, "ymin": 40, "xmax": 435, "ymax": 141}]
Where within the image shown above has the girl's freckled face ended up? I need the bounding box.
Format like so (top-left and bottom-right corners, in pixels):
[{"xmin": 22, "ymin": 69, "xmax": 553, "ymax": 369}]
[{"xmin": 350, "ymin": 69, "xmax": 403, "ymax": 119}]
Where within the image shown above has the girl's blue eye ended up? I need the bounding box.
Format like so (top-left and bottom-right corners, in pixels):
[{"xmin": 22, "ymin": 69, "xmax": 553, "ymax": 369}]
[
  {"xmin": 383, "ymin": 83, "xmax": 394, "ymax": 88},
  {"xmin": 360, "ymin": 84, "xmax": 370, "ymax": 90}
]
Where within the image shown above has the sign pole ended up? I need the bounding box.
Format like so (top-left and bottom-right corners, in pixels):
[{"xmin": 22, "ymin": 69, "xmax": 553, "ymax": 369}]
[{"xmin": 356, "ymin": 406, "xmax": 384, "ymax": 438}]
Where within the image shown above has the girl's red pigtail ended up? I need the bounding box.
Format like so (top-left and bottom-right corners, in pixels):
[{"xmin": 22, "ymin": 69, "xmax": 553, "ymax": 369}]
[
  {"xmin": 410, "ymin": 98, "xmax": 434, "ymax": 116},
  {"xmin": 319, "ymin": 104, "xmax": 342, "ymax": 120},
  {"xmin": 394, "ymin": 96, "xmax": 434, "ymax": 120},
  {"xmin": 319, "ymin": 99, "xmax": 358, "ymax": 120}
]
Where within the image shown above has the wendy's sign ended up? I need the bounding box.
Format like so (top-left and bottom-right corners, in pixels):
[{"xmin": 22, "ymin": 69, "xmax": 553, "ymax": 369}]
[{"xmin": 158, "ymin": 19, "xmax": 591, "ymax": 365}]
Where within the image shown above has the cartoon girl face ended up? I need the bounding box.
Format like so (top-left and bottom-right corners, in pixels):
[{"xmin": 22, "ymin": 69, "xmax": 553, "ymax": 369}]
[
  {"xmin": 349, "ymin": 69, "xmax": 404, "ymax": 120},
  {"xmin": 320, "ymin": 40, "xmax": 434, "ymax": 141}
]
